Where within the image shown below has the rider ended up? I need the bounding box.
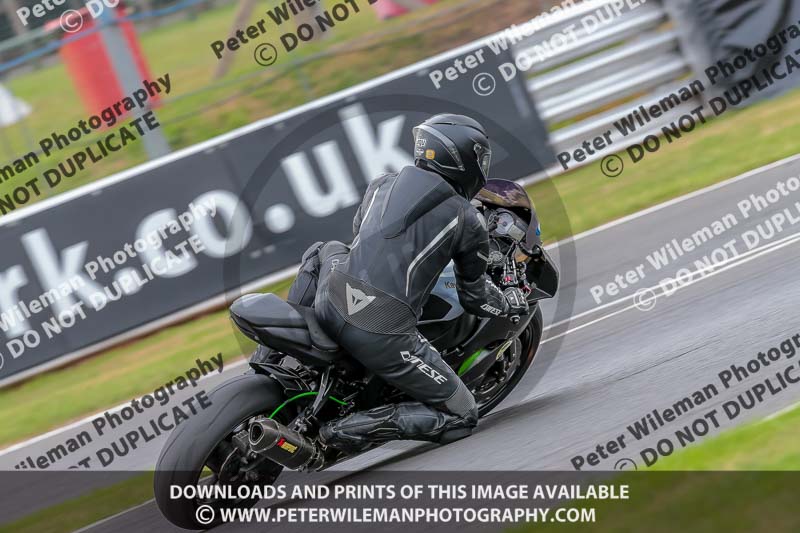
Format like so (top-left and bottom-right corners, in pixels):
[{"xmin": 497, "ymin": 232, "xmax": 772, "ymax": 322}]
[{"xmin": 313, "ymin": 114, "xmax": 529, "ymax": 453}]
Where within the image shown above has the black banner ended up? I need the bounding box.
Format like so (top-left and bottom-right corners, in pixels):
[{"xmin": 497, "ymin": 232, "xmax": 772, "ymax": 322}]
[{"xmin": 0, "ymin": 45, "xmax": 554, "ymax": 381}]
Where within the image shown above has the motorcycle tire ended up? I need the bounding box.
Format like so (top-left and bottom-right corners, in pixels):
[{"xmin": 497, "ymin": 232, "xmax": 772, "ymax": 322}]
[
  {"xmin": 153, "ymin": 373, "xmax": 284, "ymax": 530},
  {"xmin": 477, "ymin": 305, "xmax": 543, "ymax": 417}
]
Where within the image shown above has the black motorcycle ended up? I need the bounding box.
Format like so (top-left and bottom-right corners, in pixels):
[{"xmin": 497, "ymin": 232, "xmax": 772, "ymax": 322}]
[{"xmin": 154, "ymin": 180, "xmax": 558, "ymax": 529}]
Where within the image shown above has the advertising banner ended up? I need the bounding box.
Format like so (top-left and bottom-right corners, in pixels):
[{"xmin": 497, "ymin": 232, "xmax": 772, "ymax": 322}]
[{"xmin": 0, "ymin": 45, "xmax": 554, "ymax": 381}]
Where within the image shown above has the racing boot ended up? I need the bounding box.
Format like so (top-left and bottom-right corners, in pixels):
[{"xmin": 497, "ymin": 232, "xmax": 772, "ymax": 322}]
[{"xmin": 318, "ymin": 401, "xmax": 478, "ymax": 454}]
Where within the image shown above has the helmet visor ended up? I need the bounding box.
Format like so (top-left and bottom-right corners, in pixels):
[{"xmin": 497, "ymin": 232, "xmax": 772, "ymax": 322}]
[{"xmin": 474, "ymin": 143, "xmax": 492, "ymax": 178}]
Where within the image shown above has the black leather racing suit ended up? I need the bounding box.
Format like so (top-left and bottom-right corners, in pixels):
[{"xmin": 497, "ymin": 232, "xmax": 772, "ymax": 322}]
[{"xmin": 314, "ymin": 165, "xmax": 510, "ymax": 452}]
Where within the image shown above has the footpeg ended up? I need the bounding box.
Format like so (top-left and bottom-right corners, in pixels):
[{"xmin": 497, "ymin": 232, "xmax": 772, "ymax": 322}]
[{"xmin": 249, "ymin": 417, "xmax": 323, "ymax": 471}]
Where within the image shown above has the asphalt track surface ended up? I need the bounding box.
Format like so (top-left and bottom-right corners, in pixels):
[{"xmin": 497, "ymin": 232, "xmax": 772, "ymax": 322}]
[{"xmin": 4, "ymin": 156, "xmax": 800, "ymax": 530}]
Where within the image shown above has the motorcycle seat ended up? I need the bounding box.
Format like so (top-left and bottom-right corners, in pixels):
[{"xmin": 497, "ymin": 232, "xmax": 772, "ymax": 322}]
[
  {"xmin": 231, "ymin": 293, "xmax": 305, "ymax": 328},
  {"xmin": 230, "ymin": 293, "xmax": 340, "ymax": 352}
]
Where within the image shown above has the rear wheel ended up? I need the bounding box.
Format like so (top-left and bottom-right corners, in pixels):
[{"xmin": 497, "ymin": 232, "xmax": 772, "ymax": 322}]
[
  {"xmin": 154, "ymin": 373, "xmax": 285, "ymax": 530},
  {"xmin": 474, "ymin": 306, "xmax": 543, "ymax": 416}
]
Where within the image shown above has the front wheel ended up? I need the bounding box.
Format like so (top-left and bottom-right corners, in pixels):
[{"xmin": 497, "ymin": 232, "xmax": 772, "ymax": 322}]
[
  {"xmin": 154, "ymin": 373, "xmax": 285, "ymax": 530},
  {"xmin": 474, "ymin": 306, "xmax": 543, "ymax": 416}
]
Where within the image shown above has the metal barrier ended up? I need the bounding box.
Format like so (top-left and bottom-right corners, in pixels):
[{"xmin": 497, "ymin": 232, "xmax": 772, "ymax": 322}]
[{"xmin": 514, "ymin": 0, "xmax": 703, "ymax": 164}]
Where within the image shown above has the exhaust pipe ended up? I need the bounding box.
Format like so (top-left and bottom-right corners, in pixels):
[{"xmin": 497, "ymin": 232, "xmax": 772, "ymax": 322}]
[{"xmin": 248, "ymin": 417, "xmax": 323, "ymax": 471}]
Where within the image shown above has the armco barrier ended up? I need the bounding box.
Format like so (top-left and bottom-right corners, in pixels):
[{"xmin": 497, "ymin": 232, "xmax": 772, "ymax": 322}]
[
  {"xmin": 0, "ymin": 43, "xmax": 553, "ymax": 385},
  {"xmin": 516, "ymin": 0, "xmax": 703, "ymax": 164},
  {"xmin": 513, "ymin": 0, "xmax": 800, "ymax": 167}
]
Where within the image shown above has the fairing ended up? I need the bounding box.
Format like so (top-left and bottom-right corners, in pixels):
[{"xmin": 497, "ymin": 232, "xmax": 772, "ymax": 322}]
[{"xmin": 475, "ymin": 179, "xmax": 543, "ymax": 249}]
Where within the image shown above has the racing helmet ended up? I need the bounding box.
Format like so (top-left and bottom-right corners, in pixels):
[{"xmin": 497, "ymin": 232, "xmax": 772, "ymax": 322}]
[{"xmin": 412, "ymin": 114, "xmax": 492, "ymax": 199}]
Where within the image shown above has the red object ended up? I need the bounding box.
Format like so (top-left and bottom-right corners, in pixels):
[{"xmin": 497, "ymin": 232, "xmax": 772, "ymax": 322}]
[
  {"xmin": 53, "ymin": 5, "xmax": 157, "ymax": 118},
  {"xmin": 372, "ymin": 0, "xmax": 440, "ymax": 20}
]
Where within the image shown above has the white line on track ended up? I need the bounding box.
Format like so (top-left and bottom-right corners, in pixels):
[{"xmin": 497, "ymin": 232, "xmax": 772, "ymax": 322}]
[
  {"xmin": 541, "ymin": 229, "xmax": 800, "ymax": 341},
  {"xmin": 541, "ymin": 232, "xmax": 800, "ymax": 344},
  {"xmin": 71, "ymin": 498, "xmax": 156, "ymax": 533}
]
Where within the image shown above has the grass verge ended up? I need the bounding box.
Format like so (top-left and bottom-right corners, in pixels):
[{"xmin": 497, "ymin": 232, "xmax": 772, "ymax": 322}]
[
  {"xmin": 526, "ymin": 87, "xmax": 800, "ymax": 239},
  {"xmin": 648, "ymin": 401, "xmax": 800, "ymax": 471},
  {"xmin": 0, "ymin": 277, "xmax": 293, "ymax": 446}
]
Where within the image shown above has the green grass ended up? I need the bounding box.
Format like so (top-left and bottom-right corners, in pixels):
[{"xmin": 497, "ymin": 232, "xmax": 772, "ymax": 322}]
[
  {"xmin": 0, "ymin": 473, "xmax": 153, "ymax": 533},
  {"xmin": 2, "ymin": 0, "xmax": 378, "ymax": 200},
  {"xmin": 0, "ymin": 0, "xmax": 525, "ymax": 204},
  {"xmin": 1, "ymin": 85, "xmax": 799, "ymax": 449},
  {"xmin": 525, "ymin": 87, "xmax": 800, "ymax": 240},
  {"xmin": 525, "ymin": 471, "xmax": 800, "ymax": 533},
  {"xmin": 649, "ymin": 401, "xmax": 800, "ymax": 471},
  {"xmin": 0, "ymin": 311, "xmax": 249, "ymax": 444}
]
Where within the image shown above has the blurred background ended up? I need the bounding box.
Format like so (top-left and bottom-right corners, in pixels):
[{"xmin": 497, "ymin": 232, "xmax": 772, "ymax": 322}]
[
  {"xmin": 0, "ymin": 0, "xmax": 798, "ymax": 205},
  {"xmin": 0, "ymin": 0, "xmax": 558, "ymax": 199}
]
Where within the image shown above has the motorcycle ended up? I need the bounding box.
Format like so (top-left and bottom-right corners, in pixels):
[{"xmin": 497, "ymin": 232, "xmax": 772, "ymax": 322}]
[{"xmin": 154, "ymin": 179, "xmax": 558, "ymax": 529}]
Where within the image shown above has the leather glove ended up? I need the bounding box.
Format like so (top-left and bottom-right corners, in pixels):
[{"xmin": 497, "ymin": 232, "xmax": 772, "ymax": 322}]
[{"xmin": 503, "ymin": 287, "xmax": 529, "ymax": 316}]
